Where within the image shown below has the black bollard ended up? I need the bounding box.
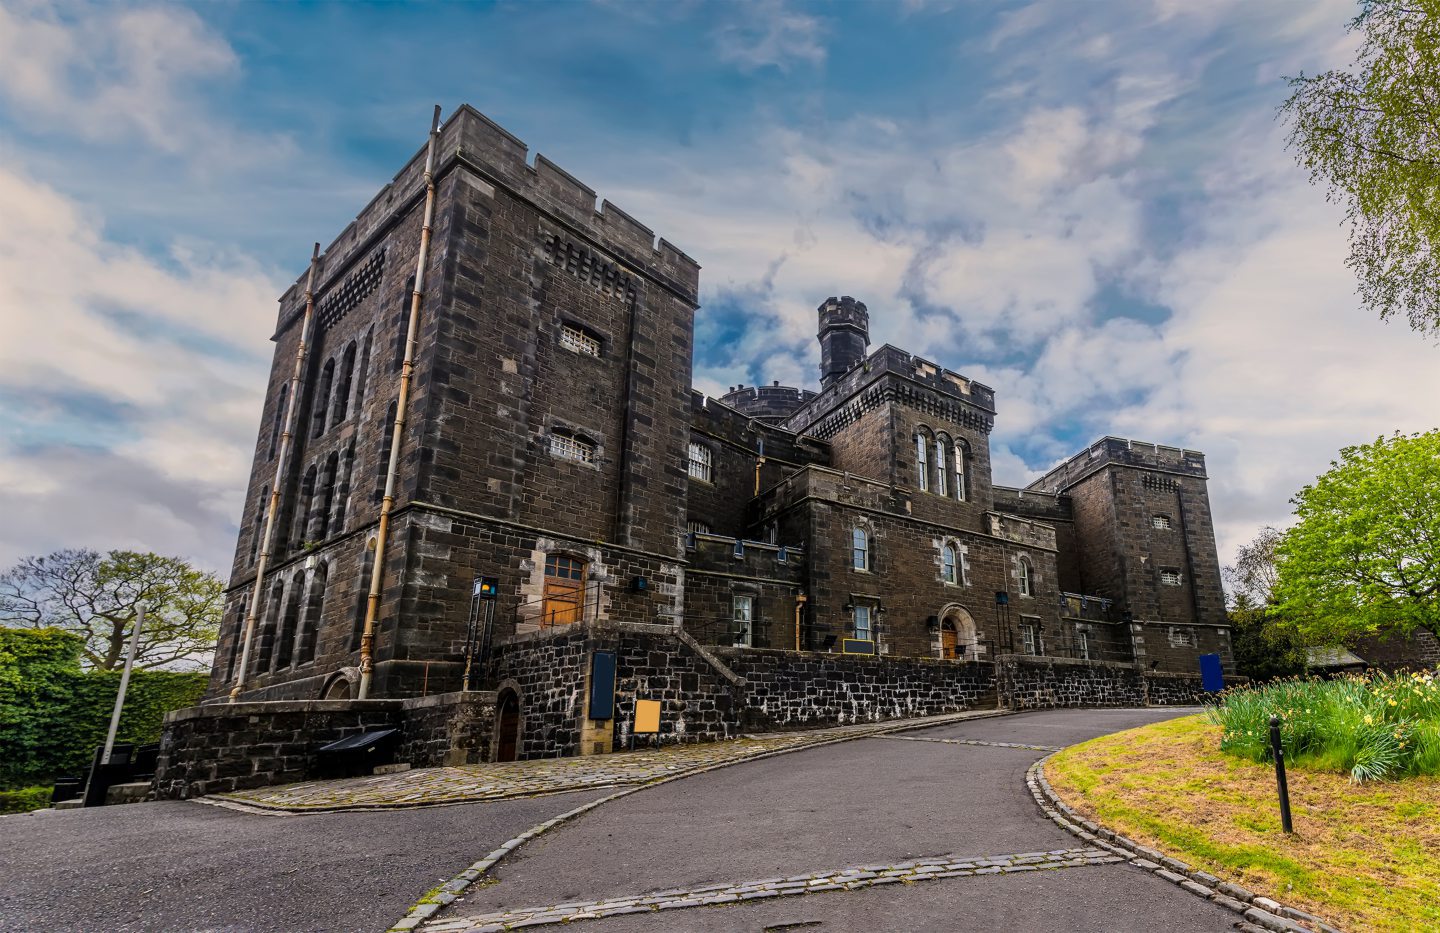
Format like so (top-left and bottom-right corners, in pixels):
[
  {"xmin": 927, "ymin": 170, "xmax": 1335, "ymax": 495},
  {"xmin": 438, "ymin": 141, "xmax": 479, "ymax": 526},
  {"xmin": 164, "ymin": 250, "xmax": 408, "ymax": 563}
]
[{"xmin": 1269, "ymin": 714, "xmax": 1294, "ymax": 834}]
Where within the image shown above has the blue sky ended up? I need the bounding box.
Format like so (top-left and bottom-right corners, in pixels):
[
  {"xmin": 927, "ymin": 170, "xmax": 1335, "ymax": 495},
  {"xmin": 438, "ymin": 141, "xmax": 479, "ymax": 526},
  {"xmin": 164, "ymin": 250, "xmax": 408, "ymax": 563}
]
[{"xmin": 1, "ymin": 0, "xmax": 1438, "ymax": 575}]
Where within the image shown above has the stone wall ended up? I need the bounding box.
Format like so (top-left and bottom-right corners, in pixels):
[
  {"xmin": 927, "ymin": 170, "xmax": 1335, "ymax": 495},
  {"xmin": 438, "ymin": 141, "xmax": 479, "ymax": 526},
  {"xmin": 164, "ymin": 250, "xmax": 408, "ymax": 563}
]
[
  {"xmin": 999, "ymin": 655, "xmax": 1226, "ymax": 711},
  {"xmin": 716, "ymin": 648, "xmax": 996, "ymax": 729},
  {"xmin": 398, "ymin": 690, "xmax": 498, "ymax": 768},
  {"xmin": 154, "ymin": 700, "xmax": 404, "ymax": 799}
]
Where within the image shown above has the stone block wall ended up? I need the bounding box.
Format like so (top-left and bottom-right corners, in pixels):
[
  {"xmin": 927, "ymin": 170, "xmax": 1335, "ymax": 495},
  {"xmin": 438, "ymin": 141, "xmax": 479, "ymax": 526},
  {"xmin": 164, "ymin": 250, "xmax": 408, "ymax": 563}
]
[
  {"xmin": 398, "ymin": 690, "xmax": 498, "ymax": 768},
  {"xmin": 154, "ymin": 700, "xmax": 404, "ymax": 799}
]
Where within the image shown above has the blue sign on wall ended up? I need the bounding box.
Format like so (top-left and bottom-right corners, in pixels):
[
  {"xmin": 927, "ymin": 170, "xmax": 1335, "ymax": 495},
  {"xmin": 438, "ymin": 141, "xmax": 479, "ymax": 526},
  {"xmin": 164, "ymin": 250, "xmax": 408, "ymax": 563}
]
[
  {"xmin": 589, "ymin": 650, "xmax": 616, "ymax": 720},
  {"xmin": 1198, "ymin": 653, "xmax": 1224, "ymax": 693}
]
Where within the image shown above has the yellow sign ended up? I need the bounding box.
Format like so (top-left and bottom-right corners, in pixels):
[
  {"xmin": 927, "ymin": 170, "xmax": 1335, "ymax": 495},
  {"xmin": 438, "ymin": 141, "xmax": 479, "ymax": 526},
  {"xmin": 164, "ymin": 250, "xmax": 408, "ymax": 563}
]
[{"xmin": 634, "ymin": 699, "xmax": 661, "ymax": 734}]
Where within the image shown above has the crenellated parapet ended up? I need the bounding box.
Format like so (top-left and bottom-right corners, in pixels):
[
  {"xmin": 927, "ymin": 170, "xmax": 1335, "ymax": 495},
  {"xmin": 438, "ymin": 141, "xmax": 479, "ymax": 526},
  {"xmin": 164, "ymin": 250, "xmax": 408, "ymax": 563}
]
[{"xmin": 1026, "ymin": 436, "xmax": 1208, "ymax": 494}]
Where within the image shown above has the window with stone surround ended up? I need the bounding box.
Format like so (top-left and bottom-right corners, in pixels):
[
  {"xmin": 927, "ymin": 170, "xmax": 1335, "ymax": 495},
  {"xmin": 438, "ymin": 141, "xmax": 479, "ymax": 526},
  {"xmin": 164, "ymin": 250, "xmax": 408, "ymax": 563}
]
[
  {"xmin": 941, "ymin": 544, "xmax": 958, "ymax": 584},
  {"xmin": 687, "ymin": 441, "xmax": 712, "ymax": 482},
  {"xmin": 732, "ymin": 595, "xmax": 754, "ymax": 647},
  {"xmin": 853, "ymin": 603, "xmax": 873, "ymax": 641},
  {"xmin": 934, "ymin": 435, "xmax": 949, "ymax": 496},
  {"xmin": 1022, "ymin": 623, "xmax": 1039, "ymax": 655},
  {"xmin": 560, "ymin": 323, "xmax": 602, "ymax": 358},
  {"xmin": 852, "ymin": 527, "xmax": 870, "ymax": 571},
  {"xmin": 550, "ymin": 430, "xmax": 596, "ymax": 464},
  {"xmin": 1077, "ymin": 629, "xmax": 1091, "ymax": 661},
  {"xmin": 1160, "ymin": 569, "xmax": 1183, "ymax": 586},
  {"xmin": 954, "ymin": 441, "xmax": 969, "ymax": 501},
  {"xmin": 1168, "ymin": 626, "xmax": 1196, "ymax": 648},
  {"xmin": 1017, "ymin": 555, "xmax": 1034, "ymax": 597},
  {"xmin": 542, "ymin": 554, "xmax": 587, "ymax": 628},
  {"xmin": 915, "ymin": 430, "xmax": 929, "ymax": 492}
]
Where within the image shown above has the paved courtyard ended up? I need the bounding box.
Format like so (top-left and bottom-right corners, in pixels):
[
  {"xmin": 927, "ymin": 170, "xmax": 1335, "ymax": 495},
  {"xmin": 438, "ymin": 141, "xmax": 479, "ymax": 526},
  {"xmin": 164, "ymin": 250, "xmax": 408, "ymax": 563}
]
[{"xmin": 1, "ymin": 708, "xmax": 1247, "ymax": 932}]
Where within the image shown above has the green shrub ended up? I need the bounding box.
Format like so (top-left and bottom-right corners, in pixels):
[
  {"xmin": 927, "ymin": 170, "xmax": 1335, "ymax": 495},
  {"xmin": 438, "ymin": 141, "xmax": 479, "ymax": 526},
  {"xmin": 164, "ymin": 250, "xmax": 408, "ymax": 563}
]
[
  {"xmin": 1206, "ymin": 669, "xmax": 1440, "ymax": 782},
  {"xmin": 0, "ymin": 786, "xmax": 52, "ymax": 814},
  {"xmin": 0, "ymin": 627, "xmax": 208, "ymax": 788}
]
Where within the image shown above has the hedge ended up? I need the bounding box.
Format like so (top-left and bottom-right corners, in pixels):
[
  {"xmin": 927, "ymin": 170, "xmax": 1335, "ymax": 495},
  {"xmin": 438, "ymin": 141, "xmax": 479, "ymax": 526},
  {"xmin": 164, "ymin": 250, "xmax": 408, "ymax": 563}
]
[{"xmin": 0, "ymin": 627, "xmax": 208, "ymax": 788}]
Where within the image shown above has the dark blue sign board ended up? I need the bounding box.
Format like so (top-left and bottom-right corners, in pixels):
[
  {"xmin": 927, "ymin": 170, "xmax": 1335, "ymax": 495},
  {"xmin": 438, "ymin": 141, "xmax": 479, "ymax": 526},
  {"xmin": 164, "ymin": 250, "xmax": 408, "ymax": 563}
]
[
  {"xmin": 1198, "ymin": 653, "xmax": 1224, "ymax": 693},
  {"xmin": 589, "ymin": 650, "xmax": 616, "ymax": 720},
  {"xmin": 841, "ymin": 638, "xmax": 877, "ymax": 655}
]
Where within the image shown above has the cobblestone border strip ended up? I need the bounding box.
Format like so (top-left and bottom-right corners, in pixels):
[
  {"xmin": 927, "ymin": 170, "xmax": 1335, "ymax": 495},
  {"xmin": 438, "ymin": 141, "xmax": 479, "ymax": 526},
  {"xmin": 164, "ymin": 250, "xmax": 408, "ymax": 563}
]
[
  {"xmin": 877, "ymin": 735, "xmax": 1062, "ymax": 752},
  {"xmin": 1025, "ymin": 756, "xmax": 1346, "ymax": 933},
  {"xmin": 423, "ymin": 846, "xmax": 1120, "ymax": 932},
  {"xmin": 388, "ymin": 709, "xmax": 1009, "ymax": 932}
]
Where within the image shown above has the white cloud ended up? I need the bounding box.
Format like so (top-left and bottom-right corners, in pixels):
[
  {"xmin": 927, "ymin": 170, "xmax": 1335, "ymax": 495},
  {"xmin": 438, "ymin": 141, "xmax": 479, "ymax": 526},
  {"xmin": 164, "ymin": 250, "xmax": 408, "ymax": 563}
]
[
  {"xmin": 0, "ymin": 162, "xmax": 281, "ymax": 572},
  {"xmin": 713, "ymin": 1, "xmax": 827, "ymax": 73}
]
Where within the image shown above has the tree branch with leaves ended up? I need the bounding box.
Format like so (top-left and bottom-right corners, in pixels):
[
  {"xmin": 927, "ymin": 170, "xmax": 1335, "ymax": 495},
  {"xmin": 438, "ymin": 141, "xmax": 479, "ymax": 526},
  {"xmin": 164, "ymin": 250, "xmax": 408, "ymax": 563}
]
[{"xmin": 0, "ymin": 550, "xmax": 222, "ymax": 671}]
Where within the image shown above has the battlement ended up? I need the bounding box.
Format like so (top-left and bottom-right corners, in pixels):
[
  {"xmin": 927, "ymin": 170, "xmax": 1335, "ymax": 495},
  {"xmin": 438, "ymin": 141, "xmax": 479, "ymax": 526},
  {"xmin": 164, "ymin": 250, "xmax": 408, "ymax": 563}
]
[
  {"xmin": 278, "ymin": 104, "xmax": 700, "ymax": 325},
  {"xmin": 719, "ymin": 382, "xmax": 819, "ymax": 423},
  {"xmin": 689, "ymin": 390, "xmax": 830, "ymax": 465},
  {"xmin": 1026, "ymin": 436, "xmax": 1208, "ymax": 494}
]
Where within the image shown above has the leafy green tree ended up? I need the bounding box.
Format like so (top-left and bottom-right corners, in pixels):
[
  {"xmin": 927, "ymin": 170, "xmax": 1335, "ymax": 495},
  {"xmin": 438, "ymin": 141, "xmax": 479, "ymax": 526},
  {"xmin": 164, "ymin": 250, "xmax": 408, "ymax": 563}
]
[
  {"xmin": 1224, "ymin": 528, "xmax": 1306, "ymax": 681},
  {"xmin": 1274, "ymin": 431, "xmax": 1440, "ymax": 644},
  {"xmin": 1280, "ymin": 1, "xmax": 1440, "ymax": 337},
  {"xmin": 0, "ymin": 549, "xmax": 222, "ymax": 670}
]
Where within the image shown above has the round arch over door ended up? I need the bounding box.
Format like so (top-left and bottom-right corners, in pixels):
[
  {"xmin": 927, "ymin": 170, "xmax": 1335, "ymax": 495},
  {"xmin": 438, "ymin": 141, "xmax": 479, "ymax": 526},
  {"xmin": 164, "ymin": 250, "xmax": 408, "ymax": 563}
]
[
  {"xmin": 496, "ymin": 689, "xmax": 521, "ymax": 762},
  {"xmin": 940, "ymin": 605, "xmax": 979, "ymax": 658}
]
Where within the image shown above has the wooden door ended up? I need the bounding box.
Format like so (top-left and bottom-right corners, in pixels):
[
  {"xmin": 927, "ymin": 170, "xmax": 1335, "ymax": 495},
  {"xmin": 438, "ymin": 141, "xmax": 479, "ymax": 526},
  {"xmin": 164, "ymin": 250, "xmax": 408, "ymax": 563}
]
[
  {"xmin": 542, "ymin": 554, "xmax": 586, "ymax": 628},
  {"xmin": 941, "ymin": 621, "xmax": 959, "ymax": 659},
  {"xmin": 497, "ymin": 692, "xmax": 520, "ymax": 762}
]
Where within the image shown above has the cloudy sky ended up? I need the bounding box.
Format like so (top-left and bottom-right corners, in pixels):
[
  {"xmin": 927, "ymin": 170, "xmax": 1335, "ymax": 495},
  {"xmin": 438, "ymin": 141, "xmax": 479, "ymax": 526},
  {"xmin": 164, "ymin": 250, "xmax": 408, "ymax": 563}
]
[{"xmin": 0, "ymin": 0, "xmax": 1436, "ymax": 579}]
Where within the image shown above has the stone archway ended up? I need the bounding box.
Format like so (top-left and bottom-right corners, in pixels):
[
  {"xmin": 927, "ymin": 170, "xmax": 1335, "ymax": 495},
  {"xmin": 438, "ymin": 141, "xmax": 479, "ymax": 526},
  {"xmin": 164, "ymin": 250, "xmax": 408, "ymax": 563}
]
[{"xmin": 939, "ymin": 605, "xmax": 979, "ymax": 659}]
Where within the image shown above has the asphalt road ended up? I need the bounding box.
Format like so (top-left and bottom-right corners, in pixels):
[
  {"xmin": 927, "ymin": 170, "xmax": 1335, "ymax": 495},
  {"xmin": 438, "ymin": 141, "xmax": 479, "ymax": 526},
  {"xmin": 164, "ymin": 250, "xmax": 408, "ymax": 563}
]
[
  {"xmin": 0, "ymin": 789, "xmax": 613, "ymax": 933},
  {"xmin": 440, "ymin": 707, "xmax": 1238, "ymax": 932}
]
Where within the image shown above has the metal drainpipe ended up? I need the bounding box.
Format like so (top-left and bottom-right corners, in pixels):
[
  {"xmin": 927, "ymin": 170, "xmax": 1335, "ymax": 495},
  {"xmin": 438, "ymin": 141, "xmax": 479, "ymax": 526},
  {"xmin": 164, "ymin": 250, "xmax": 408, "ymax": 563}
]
[
  {"xmin": 230, "ymin": 243, "xmax": 321, "ymax": 702},
  {"xmin": 793, "ymin": 593, "xmax": 807, "ymax": 652},
  {"xmin": 358, "ymin": 104, "xmax": 442, "ymax": 700}
]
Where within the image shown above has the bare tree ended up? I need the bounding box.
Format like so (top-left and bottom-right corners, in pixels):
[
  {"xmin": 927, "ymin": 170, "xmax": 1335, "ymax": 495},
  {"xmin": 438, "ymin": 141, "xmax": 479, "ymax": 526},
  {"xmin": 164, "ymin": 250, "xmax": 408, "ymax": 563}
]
[
  {"xmin": 0, "ymin": 549, "xmax": 222, "ymax": 670},
  {"xmin": 1223, "ymin": 526, "xmax": 1284, "ymax": 610}
]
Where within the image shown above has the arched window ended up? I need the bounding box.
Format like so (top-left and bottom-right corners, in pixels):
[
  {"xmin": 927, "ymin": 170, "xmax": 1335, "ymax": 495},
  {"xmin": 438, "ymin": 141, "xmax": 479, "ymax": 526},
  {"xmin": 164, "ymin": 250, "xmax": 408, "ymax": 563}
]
[
  {"xmin": 268, "ymin": 383, "xmax": 288, "ymax": 460},
  {"xmin": 273, "ymin": 571, "xmax": 306, "ymax": 670},
  {"xmin": 915, "ymin": 431, "xmax": 929, "ymax": 492},
  {"xmin": 941, "ymin": 544, "xmax": 958, "ymax": 584},
  {"xmin": 852, "ymin": 527, "xmax": 870, "ymax": 571},
  {"xmin": 393, "ymin": 275, "xmax": 416, "ymax": 373},
  {"xmin": 250, "ymin": 486, "xmax": 267, "ymax": 565},
  {"xmin": 353, "ymin": 329, "xmax": 373, "ymax": 411},
  {"xmin": 331, "ymin": 442, "xmax": 355, "ymax": 536},
  {"xmin": 954, "ymin": 441, "xmax": 968, "ymax": 501},
  {"xmin": 225, "ymin": 596, "xmax": 247, "ymax": 683},
  {"xmin": 542, "ymin": 554, "xmax": 586, "ymax": 628},
  {"xmin": 331, "ymin": 342, "xmax": 356, "ymax": 427},
  {"xmin": 934, "ymin": 434, "xmax": 950, "ymax": 497},
  {"xmin": 1018, "ymin": 556, "xmax": 1033, "ymax": 597},
  {"xmin": 296, "ymin": 562, "xmax": 328, "ymax": 666},
  {"xmin": 352, "ymin": 547, "xmax": 374, "ymax": 650},
  {"xmin": 311, "ymin": 358, "xmax": 335, "ymax": 438},
  {"xmin": 293, "ymin": 464, "xmax": 317, "ymax": 548},
  {"xmin": 687, "ymin": 442, "xmax": 712, "ymax": 482},
  {"xmin": 256, "ymin": 579, "xmax": 285, "ymax": 675},
  {"xmin": 374, "ymin": 400, "xmax": 397, "ymax": 504},
  {"xmin": 313, "ymin": 452, "xmax": 339, "ymax": 542}
]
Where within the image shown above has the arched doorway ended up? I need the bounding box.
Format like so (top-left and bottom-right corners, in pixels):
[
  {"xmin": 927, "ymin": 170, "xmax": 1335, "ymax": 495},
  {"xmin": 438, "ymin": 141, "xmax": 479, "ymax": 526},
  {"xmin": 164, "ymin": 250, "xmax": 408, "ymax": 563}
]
[
  {"xmin": 496, "ymin": 690, "xmax": 521, "ymax": 762},
  {"xmin": 940, "ymin": 606, "xmax": 979, "ymax": 659}
]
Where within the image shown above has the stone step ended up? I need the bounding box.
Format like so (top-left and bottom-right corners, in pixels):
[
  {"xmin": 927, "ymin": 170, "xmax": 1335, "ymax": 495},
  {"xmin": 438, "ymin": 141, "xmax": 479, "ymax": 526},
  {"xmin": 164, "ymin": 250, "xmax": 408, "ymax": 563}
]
[{"xmin": 105, "ymin": 782, "xmax": 153, "ymax": 805}]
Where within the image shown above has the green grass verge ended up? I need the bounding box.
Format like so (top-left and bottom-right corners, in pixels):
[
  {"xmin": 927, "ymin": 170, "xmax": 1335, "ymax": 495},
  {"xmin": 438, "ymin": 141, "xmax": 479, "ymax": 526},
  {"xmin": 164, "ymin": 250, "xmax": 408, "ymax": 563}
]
[
  {"xmin": 0, "ymin": 786, "xmax": 52, "ymax": 814},
  {"xmin": 1046, "ymin": 715, "xmax": 1440, "ymax": 933}
]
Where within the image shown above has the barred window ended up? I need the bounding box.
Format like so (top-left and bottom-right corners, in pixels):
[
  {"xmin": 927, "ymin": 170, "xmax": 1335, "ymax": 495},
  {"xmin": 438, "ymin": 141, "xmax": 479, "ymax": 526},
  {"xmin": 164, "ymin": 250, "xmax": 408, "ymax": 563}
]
[
  {"xmin": 1168, "ymin": 626, "xmax": 1196, "ymax": 648},
  {"xmin": 560, "ymin": 324, "xmax": 601, "ymax": 357},
  {"xmin": 1160, "ymin": 569, "xmax": 1183, "ymax": 586},
  {"xmin": 1152, "ymin": 514, "xmax": 1172, "ymax": 530},
  {"xmin": 688, "ymin": 442, "xmax": 712, "ymax": 482},
  {"xmin": 550, "ymin": 431, "xmax": 595, "ymax": 464},
  {"xmin": 687, "ymin": 520, "xmax": 710, "ymax": 535}
]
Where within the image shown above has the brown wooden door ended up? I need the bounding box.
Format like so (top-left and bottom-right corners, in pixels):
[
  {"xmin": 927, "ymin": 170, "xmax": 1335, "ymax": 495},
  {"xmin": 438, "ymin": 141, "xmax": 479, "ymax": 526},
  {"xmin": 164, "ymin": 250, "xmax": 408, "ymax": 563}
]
[
  {"xmin": 542, "ymin": 555, "xmax": 586, "ymax": 628},
  {"xmin": 941, "ymin": 622, "xmax": 959, "ymax": 659},
  {"xmin": 497, "ymin": 692, "xmax": 520, "ymax": 762}
]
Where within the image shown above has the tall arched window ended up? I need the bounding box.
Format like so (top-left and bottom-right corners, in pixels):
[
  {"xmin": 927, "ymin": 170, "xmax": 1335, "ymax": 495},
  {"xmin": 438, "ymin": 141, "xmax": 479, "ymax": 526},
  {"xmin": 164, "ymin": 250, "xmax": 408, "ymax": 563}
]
[
  {"xmin": 225, "ymin": 596, "xmax": 247, "ymax": 683},
  {"xmin": 311, "ymin": 358, "xmax": 335, "ymax": 438},
  {"xmin": 273, "ymin": 571, "xmax": 305, "ymax": 670},
  {"xmin": 915, "ymin": 432, "xmax": 929, "ymax": 492},
  {"xmin": 331, "ymin": 342, "xmax": 356, "ymax": 427},
  {"xmin": 941, "ymin": 544, "xmax": 958, "ymax": 584},
  {"xmin": 852, "ymin": 527, "xmax": 870, "ymax": 571},
  {"xmin": 353, "ymin": 330, "xmax": 373, "ymax": 411},
  {"xmin": 268, "ymin": 383, "xmax": 288, "ymax": 460},
  {"xmin": 256, "ymin": 578, "xmax": 284, "ymax": 674},
  {"xmin": 331, "ymin": 442, "xmax": 355, "ymax": 536},
  {"xmin": 250, "ymin": 486, "xmax": 267, "ymax": 565},
  {"xmin": 374, "ymin": 400, "xmax": 397, "ymax": 504},
  {"xmin": 314, "ymin": 452, "xmax": 339, "ymax": 542},
  {"xmin": 1018, "ymin": 556, "xmax": 1033, "ymax": 597},
  {"xmin": 934, "ymin": 434, "xmax": 950, "ymax": 497},
  {"xmin": 352, "ymin": 547, "xmax": 374, "ymax": 650},
  {"xmin": 296, "ymin": 562, "xmax": 328, "ymax": 666},
  {"xmin": 293, "ymin": 464, "xmax": 317, "ymax": 548},
  {"xmin": 954, "ymin": 441, "xmax": 969, "ymax": 501}
]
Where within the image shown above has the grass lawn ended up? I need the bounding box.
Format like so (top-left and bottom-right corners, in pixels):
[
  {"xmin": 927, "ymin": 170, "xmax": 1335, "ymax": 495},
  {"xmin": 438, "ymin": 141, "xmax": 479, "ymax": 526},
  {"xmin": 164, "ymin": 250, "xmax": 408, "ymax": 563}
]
[{"xmin": 1045, "ymin": 715, "xmax": 1440, "ymax": 932}]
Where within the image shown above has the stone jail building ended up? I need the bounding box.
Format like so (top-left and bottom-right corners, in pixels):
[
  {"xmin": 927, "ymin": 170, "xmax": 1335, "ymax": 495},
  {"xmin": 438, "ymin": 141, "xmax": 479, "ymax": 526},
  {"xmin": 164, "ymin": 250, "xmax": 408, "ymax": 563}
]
[{"xmin": 179, "ymin": 105, "xmax": 1232, "ymax": 779}]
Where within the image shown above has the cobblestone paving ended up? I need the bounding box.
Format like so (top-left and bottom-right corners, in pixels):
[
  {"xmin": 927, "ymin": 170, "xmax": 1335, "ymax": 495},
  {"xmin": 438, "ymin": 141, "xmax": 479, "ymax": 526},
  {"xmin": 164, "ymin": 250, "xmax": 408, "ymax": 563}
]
[
  {"xmin": 424, "ymin": 847, "xmax": 1121, "ymax": 932},
  {"xmin": 875, "ymin": 735, "xmax": 1062, "ymax": 752},
  {"xmin": 214, "ymin": 711, "xmax": 999, "ymax": 812}
]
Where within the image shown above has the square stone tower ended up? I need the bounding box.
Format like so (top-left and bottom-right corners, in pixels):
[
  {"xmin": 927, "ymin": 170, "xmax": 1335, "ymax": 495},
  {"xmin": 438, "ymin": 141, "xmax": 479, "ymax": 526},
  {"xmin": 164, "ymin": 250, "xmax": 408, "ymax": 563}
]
[{"xmin": 210, "ymin": 106, "xmax": 700, "ymax": 701}]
